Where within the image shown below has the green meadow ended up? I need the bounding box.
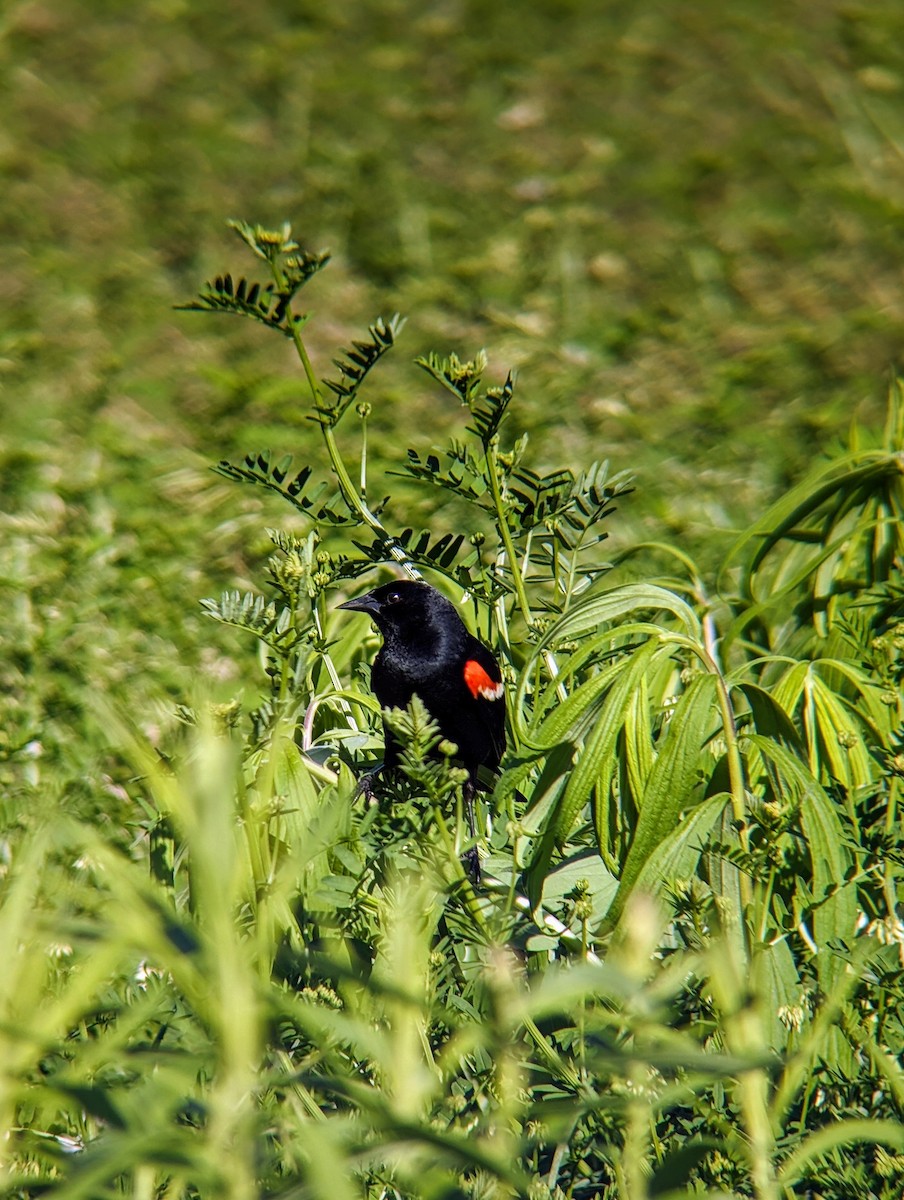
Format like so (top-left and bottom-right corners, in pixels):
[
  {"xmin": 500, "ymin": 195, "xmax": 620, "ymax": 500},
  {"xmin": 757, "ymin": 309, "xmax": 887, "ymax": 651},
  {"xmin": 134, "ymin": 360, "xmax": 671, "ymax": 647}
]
[{"xmin": 2, "ymin": 2, "xmax": 904, "ymax": 1196}]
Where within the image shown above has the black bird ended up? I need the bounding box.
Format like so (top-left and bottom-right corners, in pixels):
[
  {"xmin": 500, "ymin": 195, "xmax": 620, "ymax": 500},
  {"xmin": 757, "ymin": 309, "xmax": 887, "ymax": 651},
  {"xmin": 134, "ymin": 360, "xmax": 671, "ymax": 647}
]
[{"xmin": 338, "ymin": 580, "xmax": 506, "ymax": 875}]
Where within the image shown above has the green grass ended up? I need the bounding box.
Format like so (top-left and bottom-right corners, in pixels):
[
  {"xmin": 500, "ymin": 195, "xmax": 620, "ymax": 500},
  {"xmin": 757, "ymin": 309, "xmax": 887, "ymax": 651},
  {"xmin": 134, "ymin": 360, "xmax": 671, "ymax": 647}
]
[
  {"xmin": 5, "ymin": 0, "xmax": 904, "ymax": 757},
  {"xmin": 2, "ymin": 2, "xmax": 904, "ymax": 1196}
]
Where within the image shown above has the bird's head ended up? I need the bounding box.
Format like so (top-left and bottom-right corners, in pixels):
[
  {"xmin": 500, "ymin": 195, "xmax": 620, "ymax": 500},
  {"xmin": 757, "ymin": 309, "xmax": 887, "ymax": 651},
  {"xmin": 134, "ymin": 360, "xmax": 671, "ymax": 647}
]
[{"xmin": 337, "ymin": 580, "xmax": 463, "ymax": 649}]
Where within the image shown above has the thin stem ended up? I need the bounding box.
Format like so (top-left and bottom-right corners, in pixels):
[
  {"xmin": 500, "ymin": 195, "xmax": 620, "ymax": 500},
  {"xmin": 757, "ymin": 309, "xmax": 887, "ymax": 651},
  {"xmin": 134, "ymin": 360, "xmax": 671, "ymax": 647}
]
[
  {"xmin": 680, "ymin": 631, "xmax": 754, "ymax": 930},
  {"xmin": 276, "ymin": 593, "xmax": 297, "ymax": 704},
  {"xmin": 738, "ymin": 1067, "xmax": 780, "ymax": 1200},
  {"xmin": 290, "ymin": 317, "xmax": 325, "ymax": 408},
  {"xmin": 756, "ymin": 865, "xmax": 778, "ymax": 946},
  {"xmin": 714, "ymin": 670, "xmax": 754, "ymax": 914},
  {"xmin": 431, "ymin": 805, "xmax": 489, "ymax": 934},
  {"xmin": 485, "ymin": 444, "xmax": 532, "ymax": 624},
  {"xmin": 884, "ymin": 772, "xmax": 900, "ymax": 917},
  {"xmin": 286, "ymin": 306, "xmax": 421, "ymax": 580},
  {"xmin": 359, "ymin": 410, "xmax": 368, "ymax": 496}
]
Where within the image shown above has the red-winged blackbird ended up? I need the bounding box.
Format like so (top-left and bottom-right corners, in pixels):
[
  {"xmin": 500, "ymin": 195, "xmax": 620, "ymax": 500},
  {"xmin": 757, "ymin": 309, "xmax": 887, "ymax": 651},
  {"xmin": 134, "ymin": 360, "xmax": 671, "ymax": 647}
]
[{"xmin": 338, "ymin": 581, "xmax": 506, "ymax": 877}]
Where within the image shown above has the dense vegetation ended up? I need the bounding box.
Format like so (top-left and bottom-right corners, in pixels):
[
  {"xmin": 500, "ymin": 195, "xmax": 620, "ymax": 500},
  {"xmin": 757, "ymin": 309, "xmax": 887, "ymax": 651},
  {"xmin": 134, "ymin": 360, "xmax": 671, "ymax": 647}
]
[{"xmin": 2, "ymin": 2, "xmax": 904, "ymax": 1197}]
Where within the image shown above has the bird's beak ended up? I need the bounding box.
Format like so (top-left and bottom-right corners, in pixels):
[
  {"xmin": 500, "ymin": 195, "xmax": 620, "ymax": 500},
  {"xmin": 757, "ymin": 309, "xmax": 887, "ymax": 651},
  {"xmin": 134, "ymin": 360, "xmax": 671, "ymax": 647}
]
[{"xmin": 337, "ymin": 592, "xmax": 380, "ymax": 617}]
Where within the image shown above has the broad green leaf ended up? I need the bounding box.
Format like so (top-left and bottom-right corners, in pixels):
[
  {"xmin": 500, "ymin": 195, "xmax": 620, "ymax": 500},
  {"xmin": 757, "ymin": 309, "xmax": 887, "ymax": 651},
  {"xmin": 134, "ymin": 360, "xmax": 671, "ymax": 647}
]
[
  {"xmin": 771, "ymin": 660, "xmax": 880, "ymax": 789},
  {"xmin": 516, "ymin": 619, "xmax": 669, "ymax": 744},
  {"xmin": 770, "ymin": 661, "xmax": 811, "ymax": 718},
  {"xmin": 536, "ymin": 583, "xmax": 703, "ymax": 647},
  {"xmin": 809, "ymin": 675, "xmax": 874, "ymax": 789},
  {"xmin": 799, "ymin": 787, "xmax": 858, "ymax": 990},
  {"xmin": 723, "ymin": 442, "xmax": 904, "ymax": 639},
  {"xmin": 607, "ymin": 793, "xmax": 731, "ymax": 930},
  {"xmin": 559, "ymin": 641, "xmax": 661, "ymax": 844},
  {"xmin": 603, "ymin": 676, "xmax": 721, "ymax": 930},
  {"xmin": 541, "ymin": 851, "xmax": 618, "ymax": 924},
  {"xmin": 624, "ymin": 672, "xmax": 654, "ymax": 804},
  {"xmin": 520, "ymin": 741, "xmax": 576, "ymax": 836},
  {"xmin": 727, "ymin": 453, "xmax": 903, "ymax": 578},
  {"xmin": 734, "ymin": 681, "xmax": 803, "ymax": 752},
  {"xmin": 522, "ymin": 741, "xmax": 576, "ymax": 911},
  {"xmin": 756, "ymin": 937, "xmax": 802, "ymax": 1052},
  {"xmin": 705, "ymin": 797, "xmax": 746, "ymax": 955},
  {"xmin": 528, "ymin": 652, "xmax": 626, "ymax": 750}
]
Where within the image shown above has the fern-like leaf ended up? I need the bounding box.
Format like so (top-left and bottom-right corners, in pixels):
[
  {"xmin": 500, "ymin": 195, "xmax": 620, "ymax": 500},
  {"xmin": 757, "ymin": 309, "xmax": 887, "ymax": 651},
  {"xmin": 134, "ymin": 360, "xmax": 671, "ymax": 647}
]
[
  {"xmin": 350, "ymin": 530, "xmax": 508, "ymax": 604},
  {"xmin": 468, "ymin": 371, "xmax": 515, "ymax": 445},
  {"xmin": 315, "ymin": 315, "xmax": 405, "ymax": 427},
  {"xmin": 214, "ymin": 451, "xmax": 357, "ymax": 527},
  {"xmin": 176, "ymin": 273, "xmax": 305, "ymax": 338},
  {"xmin": 416, "ymin": 353, "xmax": 515, "ymax": 447},
  {"xmin": 396, "ymin": 446, "xmax": 491, "ymax": 506}
]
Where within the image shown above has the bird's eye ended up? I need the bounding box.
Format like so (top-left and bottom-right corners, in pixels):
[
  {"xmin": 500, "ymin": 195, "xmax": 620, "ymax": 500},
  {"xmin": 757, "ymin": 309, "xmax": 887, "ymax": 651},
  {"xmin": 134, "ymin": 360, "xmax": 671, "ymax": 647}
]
[{"xmin": 385, "ymin": 591, "xmax": 401, "ymax": 605}]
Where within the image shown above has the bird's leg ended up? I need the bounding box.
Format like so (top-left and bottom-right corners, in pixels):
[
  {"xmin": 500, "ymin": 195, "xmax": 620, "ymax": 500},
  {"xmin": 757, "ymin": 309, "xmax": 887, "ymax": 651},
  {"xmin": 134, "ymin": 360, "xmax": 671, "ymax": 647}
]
[
  {"xmin": 461, "ymin": 780, "xmax": 481, "ymax": 884},
  {"xmin": 355, "ymin": 765, "xmax": 383, "ymax": 803}
]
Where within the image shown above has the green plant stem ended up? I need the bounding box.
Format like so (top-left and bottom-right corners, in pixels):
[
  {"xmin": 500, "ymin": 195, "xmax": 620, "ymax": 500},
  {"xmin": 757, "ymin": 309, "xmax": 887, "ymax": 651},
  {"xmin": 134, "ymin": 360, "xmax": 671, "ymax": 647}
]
[
  {"xmin": 486, "ymin": 442, "xmax": 532, "ymax": 624},
  {"xmin": 290, "ymin": 320, "xmax": 361, "ymax": 513},
  {"xmin": 756, "ymin": 865, "xmax": 778, "ymax": 946},
  {"xmin": 680, "ymin": 628, "xmax": 753, "ymax": 915},
  {"xmin": 738, "ymin": 1067, "xmax": 780, "ymax": 1200},
  {"xmin": 431, "ymin": 804, "xmax": 489, "ymax": 934},
  {"xmin": 884, "ymin": 772, "xmax": 900, "ymax": 917},
  {"xmin": 279, "ymin": 275, "xmax": 421, "ymax": 581},
  {"xmin": 312, "ymin": 597, "xmax": 352, "ymax": 700},
  {"xmin": 359, "ymin": 410, "xmax": 368, "ymax": 496},
  {"xmin": 620, "ymin": 1069, "xmax": 651, "ymax": 1200}
]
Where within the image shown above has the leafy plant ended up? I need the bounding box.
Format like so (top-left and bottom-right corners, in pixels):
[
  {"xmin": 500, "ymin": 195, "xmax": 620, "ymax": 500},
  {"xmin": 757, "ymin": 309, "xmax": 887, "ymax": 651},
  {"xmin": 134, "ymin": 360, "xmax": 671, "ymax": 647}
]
[{"xmin": 3, "ymin": 221, "xmax": 903, "ymax": 1200}]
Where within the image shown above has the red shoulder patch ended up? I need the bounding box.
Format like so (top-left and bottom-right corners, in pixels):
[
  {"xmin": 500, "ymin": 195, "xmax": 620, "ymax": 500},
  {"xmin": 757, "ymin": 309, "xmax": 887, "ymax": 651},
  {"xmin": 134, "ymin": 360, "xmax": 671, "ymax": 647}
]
[{"xmin": 463, "ymin": 659, "xmax": 504, "ymax": 701}]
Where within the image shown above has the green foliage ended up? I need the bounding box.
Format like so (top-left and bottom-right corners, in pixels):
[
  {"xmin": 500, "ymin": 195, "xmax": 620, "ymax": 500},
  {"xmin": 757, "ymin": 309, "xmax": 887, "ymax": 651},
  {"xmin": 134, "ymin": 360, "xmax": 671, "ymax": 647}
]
[
  {"xmin": 4, "ymin": 224, "xmax": 904, "ymax": 1199},
  {"xmin": 723, "ymin": 384, "xmax": 904, "ymax": 646},
  {"xmin": 6, "ymin": 5, "xmax": 904, "ymax": 1191}
]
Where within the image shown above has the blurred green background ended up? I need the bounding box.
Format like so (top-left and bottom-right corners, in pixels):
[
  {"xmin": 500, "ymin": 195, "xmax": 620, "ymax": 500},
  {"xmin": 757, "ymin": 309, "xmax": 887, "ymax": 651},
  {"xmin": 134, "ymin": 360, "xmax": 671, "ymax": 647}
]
[{"xmin": 2, "ymin": 0, "xmax": 903, "ymax": 794}]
